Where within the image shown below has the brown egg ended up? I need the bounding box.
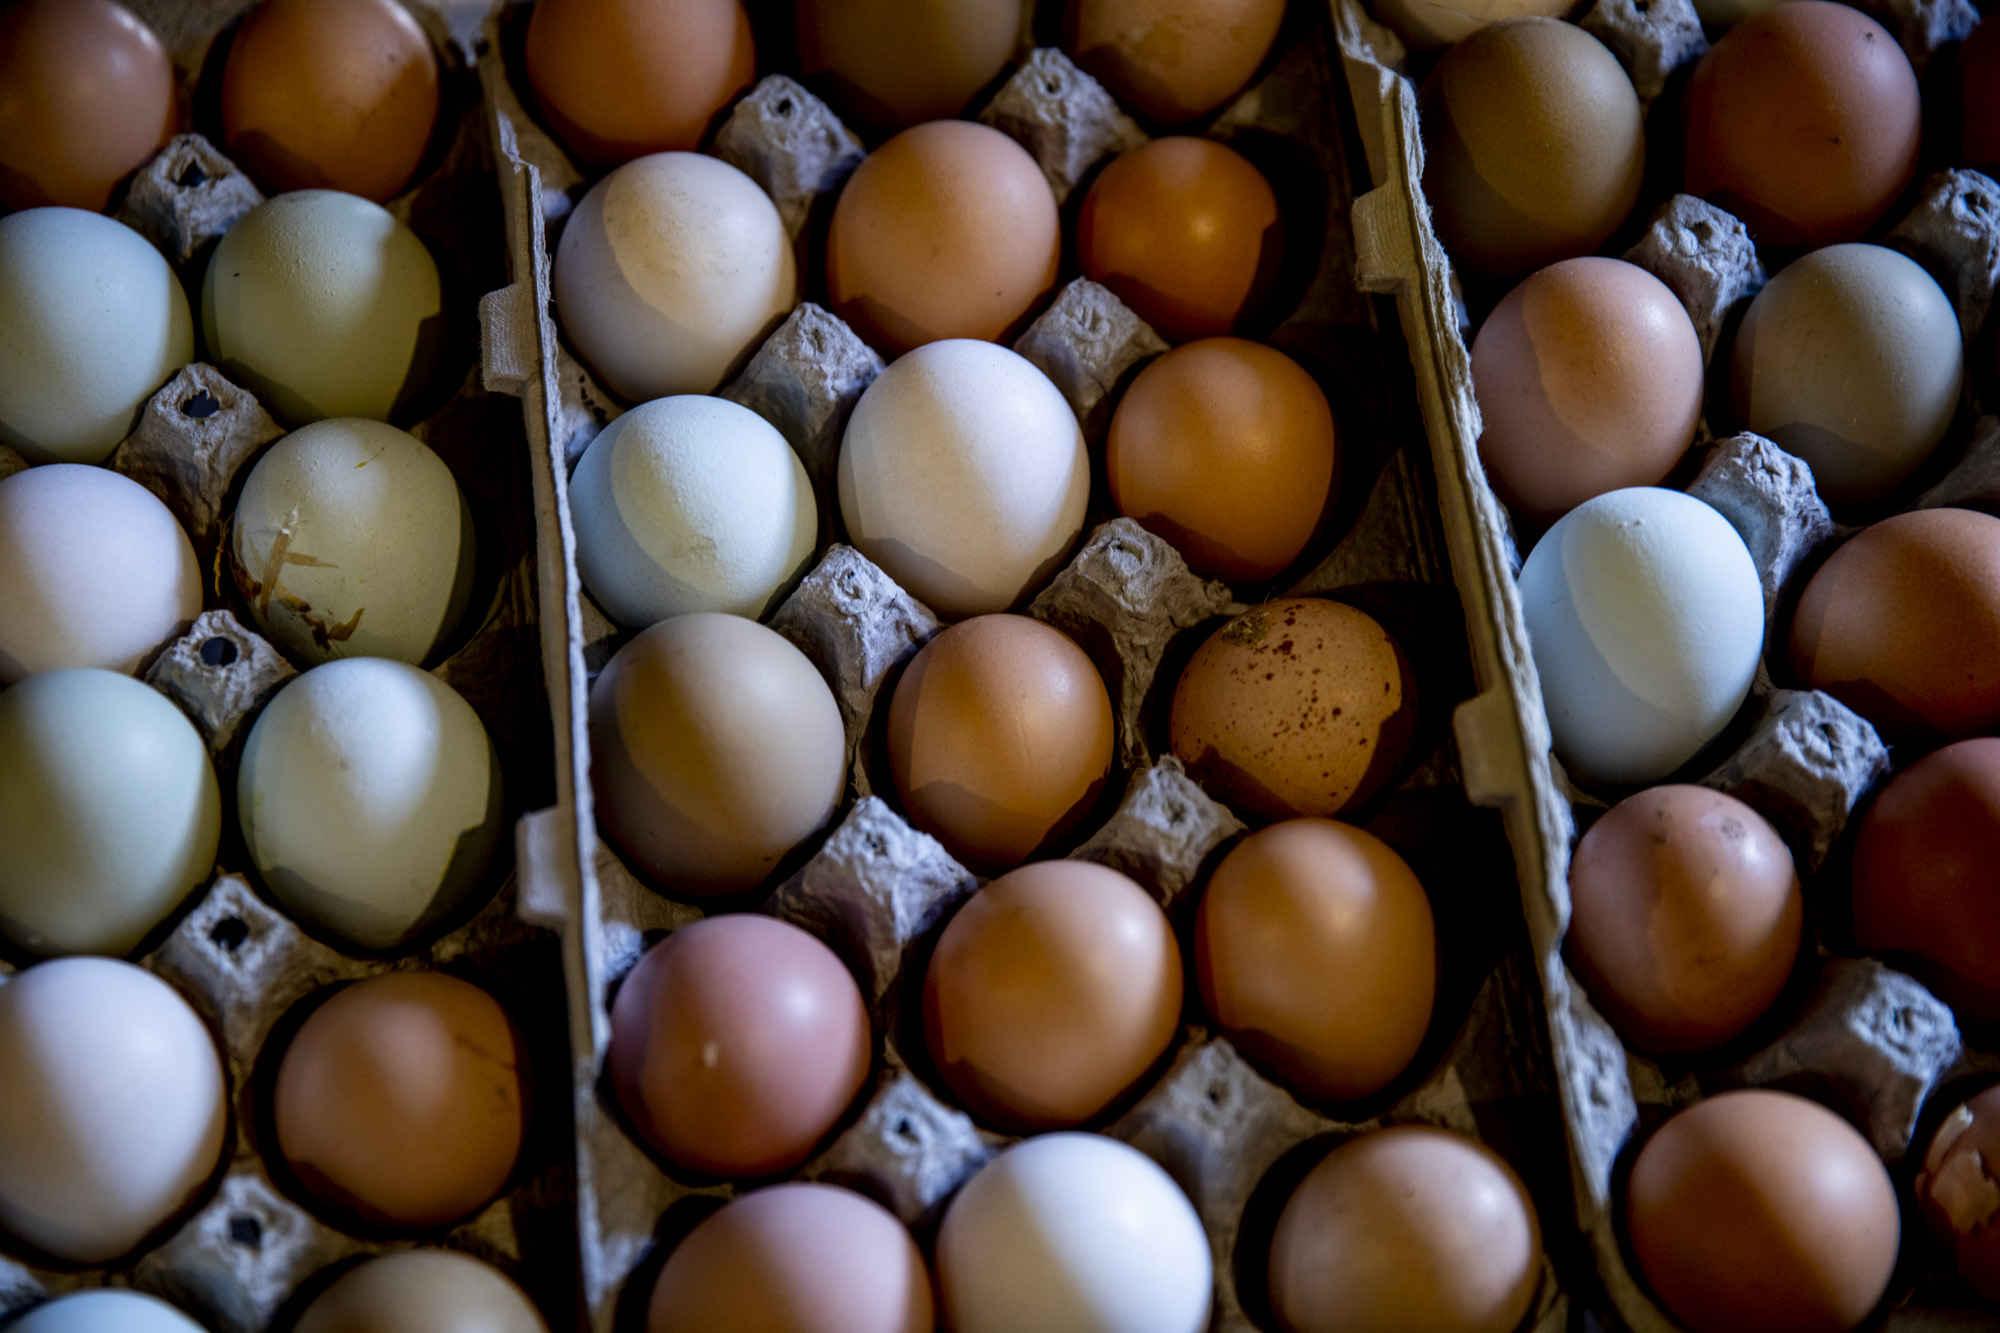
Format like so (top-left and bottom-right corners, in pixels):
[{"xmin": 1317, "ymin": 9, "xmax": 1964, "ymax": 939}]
[
  {"xmin": 525, "ymin": 0, "xmax": 755, "ymax": 168},
  {"xmin": 797, "ymin": 0, "xmax": 1022, "ymax": 131},
  {"xmin": 1419, "ymin": 18, "xmax": 1643, "ymax": 279},
  {"xmin": 1195, "ymin": 819, "xmax": 1435, "ymax": 1103},
  {"xmin": 1917, "ymin": 1084, "xmax": 2000, "ymax": 1303},
  {"xmin": 1565, "ymin": 786, "xmax": 1801, "ymax": 1056},
  {"xmin": 609, "ymin": 915, "xmax": 870, "ymax": 1178},
  {"xmin": 1853, "ymin": 738, "xmax": 2000, "ymax": 1021},
  {"xmin": 1171, "ymin": 599, "xmax": 1418, "ymax": 822},
  {"xmin": 273, "ymin": 972, "xmax": 524, "ymax": 1230},
  {"xmin": 1268, "ymin": 1127, "xmax": 1543, "ymax": 1333},
  {"xmin": 1078, "ymin": 138, "xmax": 1282, "ymax": 344},
  {"xmin": 1472, "ymin": 258, "xmax": 1703, "ymax": 524},
  {"xmin": 1967, "ymin": 13, "xmax": 2000, "ymax": 175},
  {"xmin": 887, "ymin": 614, "xmax": 1113, "ymax": 871},
  {"xmin": 0, "ymin": 0, "xmax": 174, "ymax": 213},
  {"xmin": 826, "ymin": 121, "xmax": 1060, "ymax": 358},
  {"xmin": 1685, "ymin": 2, "xmax": 1919, "ymax": 250},
  {"xmin": 1107, "ymin": 338, "xmax": 1336, "ymax": 584},
  {"xmin": 923, "ymin": 860, "xmax": 1181, "ymax": 1131},
  {"xmin": 294, "ymin": 1250, "xmax": 549, "ymax": 1333},
  {"xmin": 1625, "ymin": 1090, "xmax": 1899, "ymax": 1333},
  {"xmin": 590, "ymin": 613, "xmax": 847, "ymax": 896},
  {"xmin": 1789, "ymin": 509, "xmax": 2000, "ymax": 743},
  {"xmin": 1064, "ymin": 0, "xmax": 1286, "ymax": 125},
  {"xmin": 649, "ymin": 1183, "xmax": 935, "ymax": 1333}
]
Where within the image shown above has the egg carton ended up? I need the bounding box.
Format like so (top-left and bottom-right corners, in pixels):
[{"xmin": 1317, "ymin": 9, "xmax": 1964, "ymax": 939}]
[
  {"xmin": 0, "ymin": 0, "xmax": 582, "ymax": 1327},
  {"xmin": 1332, "ymin": 2, "xmax": 2000, "ymax": 1328}
]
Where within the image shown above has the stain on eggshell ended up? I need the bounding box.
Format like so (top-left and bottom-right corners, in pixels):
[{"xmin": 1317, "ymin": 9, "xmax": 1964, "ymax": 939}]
[
  {"xmin": 797, "ymin": 0, "xmax": 1023, "ymax": 131},
  {"xmin": 1064, "ymin": 0, "xmax": 1286, "ymax": 125},
  {"xmin": 1917, "ymin": 1084, "xmax": 2000, "ymax": 1303}
]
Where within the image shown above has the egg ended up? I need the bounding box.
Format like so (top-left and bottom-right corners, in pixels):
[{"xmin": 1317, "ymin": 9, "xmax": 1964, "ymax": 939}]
[
  {"xmin": 1367, "ymin": 0, "xmax": 1571, "ymax": 48},
  {"xmin": 1195, "ymin": 819, "xmax": 1435, "ymax": 1104},
  {"xmin": 525, "ymin": 0, "xmax": 755, "ymax": 168},
  {"xmin": 238, "ymin": 658, "xmax": 503, "ymax": 953},
  {"xmin": 553, "ymin": 153, "xmax": 795, "ymax": 403},
  {"xmin": 1064, "ymin": 0, "xmax": 1285, "ymax": 124},
  {"xmin": 1170, "ymin": 599, "xmax": 1418, "ymax": 821},
  {"xmin": 647, "ymin": 1183, "xmax": 935, "ymax": 1333},
  {"xmin": 0, "ymin": 669, "xmax": 219, "ymax": 958},
  {"xmin": 203, "ymin": 190, "xmax": 444, "ymax": 426},
  {"xmin": 837, "ymin": 339, "xmax": 1088, "ymax": 618},
  {"xmin": 1520, "ymin": 488, "xmax": 1764, "ymax": 787},
  {"xmin": 570, "ymin": 396, "xmax": 816, "ymax": 628},
  {"xmin": 0, "ymin": 208, "xmax": 193, "ymax": 463},
  {"xmin": 1106, "ymin": 338, "xmax": 1337, "ymax": 584},
  {"xmin": 589, "ymin": 613, "xmax": 845, "ymax": 895},
  {"xmin": 274, "ymin": 972, "xmax": 523, "ymax": 1229},
  {"xmin": 1267, "ymin": 1127, "xmax": 1543, "ymax": 1333},
  {"xmin": 1566, "ymin": 785, "xmax": 1801, "ymax": 1055},
  {"xmin": 1851, "ymin": 738, "xmax": 2000, "ymax": 1020},
  {"xmin": 923, "ymin": 860, "xmax": 1180, "ymax": 1130},
  {"xmin": 1625, "ymin": 1090, "xmax": 1898, "ymax": 1333},
  {"xmin": 797, "ymin": 0, "xmax": 1023, "ymax": 131},
  {"xmin": 887, "ymin": 615, "xmax": 1113, "ymax": 870},
  {"xmin": 1730, "ymin": 244, "xmax": 1962, "ymax": 511},
  {"xmin": 1968, "ymin": 13, "xmax": 2000, "ymax": 175},
  {"xmin": 609, "ymin": 915, "xmax": 870, "ymax": 1178},
  {"xmin": 231, "ymin": 418, "xmax": 476, "ymax": 667},
  {"xmin": 1472, "ymin": 258, "xmax": 1704, "ymax": 525},
  {"xmin": 0, "ymin": 958, "xmax": 226, "ymax": 1264},
  {"xmin": 1078, "ymin": 139, "xmax": 1282, "ymax": 344},
  {"xmin": 13, "ymin": 1291, "xmax": 209, "ymax": 1333},
  {"xmin": 0, "ymin": 0, "xmax": 174, "ymax": 212},
  {"xmin": 1789, "ymin": 509, "xmax": 2000, "ymax": 743},
  {"xmin": 1686, "ymin": 2, "xmax": 1919, "ymax": 250},
  {"xmin": 0, "ymin": 464, "xmax": 200, "ymax": 683},
  {"xmin": 294, "ymin": 1250, "xmax": 549, "ymax": 1333},
  {"xmin": 1917, "ymin": 1084, "xmax": 2000, "ymax": 1302}
]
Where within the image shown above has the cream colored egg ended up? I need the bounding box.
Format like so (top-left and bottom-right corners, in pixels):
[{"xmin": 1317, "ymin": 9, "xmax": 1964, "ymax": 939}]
[
  {"xmin": 0, "ymin": 208, "xmax": 193, "ymax": 464},
  {"xmin": 295, "ymin": 1250, "xmax": 549, "ymax": 1333}
]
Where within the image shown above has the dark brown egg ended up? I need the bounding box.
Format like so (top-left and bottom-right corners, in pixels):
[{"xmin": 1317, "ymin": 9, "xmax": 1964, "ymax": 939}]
[
  {"xmin": 1968, "ymin": 13, "xmax": 2000, "ymax": 174},
  {"xmin": 1917, "ymin": 1084, "xmax": 2000, "ymax": 1303},
  {"xmin": 796, "ymin": 0, "xmax": 1022, "ymax": 131},
  {"xmin": 1064, "ymin": 0, "xmax": 1286, "ymax": 125}
]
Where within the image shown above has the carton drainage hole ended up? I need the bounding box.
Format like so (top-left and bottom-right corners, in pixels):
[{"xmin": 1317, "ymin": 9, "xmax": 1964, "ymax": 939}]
[
  {"xmin": 229, "ymin": 1214, "xmax": 262, "ymax": 1248},
  {"xmin": 180, "ymin": 389, "xmax": 222, "ymax": 420},
  {"xmin": 200, "ymin": 636, "xmax": 238, "ymax": 667},
  {"xmin": 209, "ymin": 916, "xmax": 249, "ymax": 952}
]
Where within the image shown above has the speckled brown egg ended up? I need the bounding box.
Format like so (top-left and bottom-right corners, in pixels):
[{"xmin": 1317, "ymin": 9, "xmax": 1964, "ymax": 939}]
[
  {"xmin": 1064, "ymin": 0, "xmax": 1286, "ymax": 125},
  {"xmin": 1968, "ymin": 13, "xmax": 2000, "ymax": 174},
  {"xmin": 1171, "ymin": 599, "xmax": 1417, "ymax": 822},
  {"xmin": 797, "ymin": 0, "xmax": 1022, "ymax": 131},
  {"xmin": 1917, "ymin": 1084, "xmax": 2000, "ymax": 1303}
]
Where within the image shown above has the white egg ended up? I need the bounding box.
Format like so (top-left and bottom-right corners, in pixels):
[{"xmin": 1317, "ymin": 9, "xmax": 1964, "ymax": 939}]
[
  {"xmin": 238, "ymin": 658, "xmax": 502, "ymax": 953},
  {"xmin": 14, "ymin": 1290, "xmax": 209, "ymax": 1333},
  {"xmin": 0, "ymin": 464, "xmax": 202, "ymax": 684},
  {"xmin": 838, "ymin": 339, "xmax": 1088, "ymax": 618},
  {"xmin": 0, "ymin": 208, "xmax": 193, "ymax": 464},
  {"xmin": 203, "ymin": 190, "xmax": 444, "ymax": 425},
  {"xmin": 1370, "ymin": 0, "xmax": 1572, "ymax": 47},
  {"xmin": 571, "ymin": 396, "xmax": 816, "ymax": 627},
  {"xmin": 0, "ymin": 669, "xmax": 219, "ymax": 958},
  {"xmin": 553, "ymin": 153, "xmax": 796, "ymax": 403},
  {"xmin": 937, "ymin": 1133, "xmax": 1212, "ymax": 1333},
  {"xmin": 1520, "ymin": 487, "xmax": 1764, "ymax": 787},
  {"xmin": 231, "ymin": 418, "xmax": 476, "ymax": 666},
  {"xmin": 0, "ymin": 958, "xmax": 226, "ymax": 1264}
]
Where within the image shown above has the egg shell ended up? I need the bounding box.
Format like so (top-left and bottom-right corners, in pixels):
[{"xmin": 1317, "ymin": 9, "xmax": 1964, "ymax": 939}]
[
  {"xmin": 647, "ymin": 1183, "xmax": 935, "ymax": 1333},
  {"xmin": 274, "ymin": 971, "xmax": 524, "ymax": 1229},
  {"xmin": 238, "ymin": 658, "xmax": 503, "ymax": 953},
  {"xmin": 0, "ymin": 669, "xmax": 219, "ymax": 959},
  {"xmin": 1788, "ymin": 508, "xmax": 2000, "ymax": 742},
  {"xmin": 936, "ymin": 1133, "xmax": 1212, "ymax": 1333},
  {"xmin": 1685, "ymin": 2, "xmax": 1920, "ymax": 250},
  {"xmin": 294, "ymin": 1250, "xmax": 549, "ymax": 1333},
  {"xmin": 1170, "ymin": 598, "xmax": 1418, "ymax": 821},
  {"xmin": 12, "ymin": 1290, "xmax": 209, "ymax": 1333},
  {"xmin": 570, "ymin": 395, "xmax": 816, "ymax": 628},
  {"xmin": 1366, "ymin": 0, "xmax": 1570, "ymax": 48},
  {"xmin": 0, "ymin": 208, "xmax": 193, "ymax": 464},
  {"xmin": 231, "ymin": 418, "xmax": 476, "ymax": 667},
  {"xmin": 1565, "ymin": 785, "xmax": 1801, "ymax": 1055},
  {"xmin": 837, "ymin": 339, "xmax": 1088, "ymax": 619},
  {"xmin": 589, "ymin": 613, "xmax": 845, "ymax": 895},
  {"xmin": 1472, "ymin": 257, "xmax": 1703, "ymax": 525},
  {"xmin": 553, "ymin": 153, "xmax": 795, "ymax": 403},
  {"xmin": 797, "ymin": 0, "xmax": 1022, "ymax": 130},
  {"xmin": 609, "ymin": 915, "xmax": 871, "ymax": 1178},
  {"xmin": 1625, "ymin": 1089, "xmax": 1898, "ymax": 1333},
  {"xmin": 1063, "ymin": 0, "xmax": 1285, "ymax": 124},
  {"xmin": 1967, "ymin": 13, "xmax": 2000, "ymax": 174},
  {"xmin": 1917, "ymin": 1084, "xmax": 2000, "ymax": 1302},
  {"xmin": 1266, "ymin": 1126, "xmax": 1543, "ymax": 1333},
  {"xmin": 1519, "ymin": 488, "xmax": 1764, "ymax": 788},
  {"xmin": 202, "ymin": 190, "xmax": 443, "ymax": 426},
  {"xmin": 826, "ymin": 121, "xmax": 1059, "ymax": 358},
  {"xmin": 1729, "ymin": 244, "xmax": 1962, "ymax": 511},
  {"xmin": 1418, "ymin": 19, "xmax": 1644, "ymax": 280},
  {"xmin": 0, "ymin": 463, "xmax": 201, "ymax": 683},
  {"xmin": 0, "ymin": 958, "xmax": 227, "ymax": 1265}
]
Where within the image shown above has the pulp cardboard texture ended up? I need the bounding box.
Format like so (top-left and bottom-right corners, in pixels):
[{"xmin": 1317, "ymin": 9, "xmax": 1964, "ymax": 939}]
[{"xmin": 0, "ymin": 2, "xmax": 579, "ymax": 1328}]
